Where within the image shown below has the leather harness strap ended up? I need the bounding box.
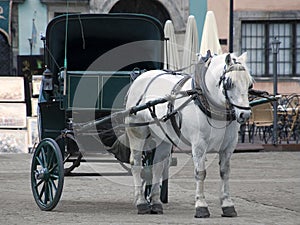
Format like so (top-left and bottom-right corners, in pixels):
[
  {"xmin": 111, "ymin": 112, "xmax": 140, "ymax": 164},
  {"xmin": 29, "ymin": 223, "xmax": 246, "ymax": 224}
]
[{"xmin": 167, "ymin": 75, "xmax": 192, "ymax": 146}]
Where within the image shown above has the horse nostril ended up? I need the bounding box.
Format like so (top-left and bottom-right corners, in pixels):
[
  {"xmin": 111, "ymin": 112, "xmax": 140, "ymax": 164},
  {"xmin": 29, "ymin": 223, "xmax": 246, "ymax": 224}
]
[{"xmin": 239, "ymin": 111, "xmax": 251, "ymax": 120}]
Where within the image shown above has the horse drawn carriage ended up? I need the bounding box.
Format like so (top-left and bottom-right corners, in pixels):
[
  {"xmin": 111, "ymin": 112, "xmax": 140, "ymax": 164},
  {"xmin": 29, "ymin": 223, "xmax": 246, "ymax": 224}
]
[
  {"xmin": 31, "ymin": 13, "xmax": 170, "ymax": 211},
  {"xmin": 31, "ymin": 13, "xmax": 277, "ymax": 216}
]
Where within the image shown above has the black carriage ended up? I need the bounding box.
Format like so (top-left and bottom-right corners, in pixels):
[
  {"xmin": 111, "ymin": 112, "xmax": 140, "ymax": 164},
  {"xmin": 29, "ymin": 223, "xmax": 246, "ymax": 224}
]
[{"xmin": 31, "ymin": 13, "xmax": 168, "ymax": 211}]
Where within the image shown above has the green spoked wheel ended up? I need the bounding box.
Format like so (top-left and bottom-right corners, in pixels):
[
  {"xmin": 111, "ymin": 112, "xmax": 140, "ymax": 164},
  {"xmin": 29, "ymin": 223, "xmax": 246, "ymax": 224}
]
[{"xmin": 31, "ymin": 138, "xmax": 64, "ymax": 211}]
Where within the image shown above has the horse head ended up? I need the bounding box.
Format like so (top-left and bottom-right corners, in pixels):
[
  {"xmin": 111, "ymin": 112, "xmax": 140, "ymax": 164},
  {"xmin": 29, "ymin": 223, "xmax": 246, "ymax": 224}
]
[{"xmin": 220, "ymin": 52, "xmax": 253, "ymax": 124}]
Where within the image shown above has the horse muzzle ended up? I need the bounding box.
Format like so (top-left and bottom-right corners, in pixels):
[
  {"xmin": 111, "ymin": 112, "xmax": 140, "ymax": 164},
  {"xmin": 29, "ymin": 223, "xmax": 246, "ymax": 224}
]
[{"xmin": 236, "ymin": 109, "xmax": 251, "ymax": 124}]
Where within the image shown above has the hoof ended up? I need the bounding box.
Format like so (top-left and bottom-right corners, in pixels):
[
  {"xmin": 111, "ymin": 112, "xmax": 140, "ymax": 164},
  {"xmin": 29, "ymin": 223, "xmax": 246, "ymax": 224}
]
[
  {"xmin": 137, "ymin": 203, "xmax": 151, "ymax": 214},
  {"xmin": 195, "ymin": 207, "xmax": 210, "ymax": 218},
  {"xmin": 222, "ymin": 206, "xmax": 237, "ymax": 217},
  {"xmin": 151, "ymin": 203, "xmax": 163, "ymax": 214}
]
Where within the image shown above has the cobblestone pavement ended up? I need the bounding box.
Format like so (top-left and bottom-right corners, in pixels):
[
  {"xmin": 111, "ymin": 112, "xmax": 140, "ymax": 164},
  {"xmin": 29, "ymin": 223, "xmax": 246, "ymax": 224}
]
[{"xmin": 0, "ymin": 151, "xmax": 299, "ymax": 225}]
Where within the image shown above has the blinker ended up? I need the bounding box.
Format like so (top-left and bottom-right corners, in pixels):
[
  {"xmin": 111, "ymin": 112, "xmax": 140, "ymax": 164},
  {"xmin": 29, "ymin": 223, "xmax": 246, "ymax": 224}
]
[{"xmin": 223, "ymin": 77, "xmax": 233, "ymax": 90}]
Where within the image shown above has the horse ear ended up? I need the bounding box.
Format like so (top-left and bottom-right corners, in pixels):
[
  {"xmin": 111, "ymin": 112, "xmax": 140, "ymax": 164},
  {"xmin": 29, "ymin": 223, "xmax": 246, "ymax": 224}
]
[
  {"xmin": 238, "ymin": 52, "xmax": 248, "ymax": 63},
  {"xmin": 225, "ymin": 54, "xmax": 232, "ymax": 66}
]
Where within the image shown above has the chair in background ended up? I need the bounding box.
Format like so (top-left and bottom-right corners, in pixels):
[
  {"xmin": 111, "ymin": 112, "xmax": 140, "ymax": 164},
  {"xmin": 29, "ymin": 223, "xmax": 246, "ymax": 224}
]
[
  {"xmin": 277, "ymin": 94, "xmax": 299, "ymax": 143},
  {"xmin": 286, "ymin": 94, "xmax": 299, "ymax": 109},
  {"xmin": 285, "ymin": 105, "xmax": 300, "ymax": 144},
  {"xmin": 248, "ymin": 101, "xmax": 274, "ymax": 144}
]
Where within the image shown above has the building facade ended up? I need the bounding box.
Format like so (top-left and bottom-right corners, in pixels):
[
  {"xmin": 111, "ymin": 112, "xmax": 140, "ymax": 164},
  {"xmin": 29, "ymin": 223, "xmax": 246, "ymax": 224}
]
[
  {"xmin": 208, "ymin": 0, "xmax": 300, "ymax": 94},
  {"xmin": 1, "ymin": 0, "xmax": 299, "ymax": 94}
]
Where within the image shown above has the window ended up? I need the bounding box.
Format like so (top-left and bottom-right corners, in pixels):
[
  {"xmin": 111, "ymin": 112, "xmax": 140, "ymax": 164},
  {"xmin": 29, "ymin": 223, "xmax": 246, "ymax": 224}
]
[{"xmin": 241, "ymin": 21, "xmax": 300, "ymax": 77}]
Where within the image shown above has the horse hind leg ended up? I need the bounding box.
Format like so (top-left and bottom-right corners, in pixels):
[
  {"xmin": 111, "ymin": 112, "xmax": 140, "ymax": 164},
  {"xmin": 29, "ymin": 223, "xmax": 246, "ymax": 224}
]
[
  {"xmin": 127, "ymin": 127, "xmax": 151, "ymax": 214},
  {"xmin": 132, "ymin": 150, "xmax": 152, "ymax": 214},
  {"xmin": 219, "ymin": 151, "xmax": 237, "ymax": 217}
]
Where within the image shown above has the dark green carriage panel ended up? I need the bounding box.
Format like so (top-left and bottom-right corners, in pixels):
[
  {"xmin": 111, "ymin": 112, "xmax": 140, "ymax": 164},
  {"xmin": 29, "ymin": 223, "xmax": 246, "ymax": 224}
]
[
  {"xmin": 68, "ymin": 74, "xmax": 99, "ymax": 109},
  {"xmin": 39, "ymin": 101, "xmax": 65, "ymax": 140},
  {"xmin": 67, "ymin": 71, "xmax": 131, "ymax": 110},
  {"xmin": 101, "ymin": 75, "xmax": 131, "ymax": 110}
]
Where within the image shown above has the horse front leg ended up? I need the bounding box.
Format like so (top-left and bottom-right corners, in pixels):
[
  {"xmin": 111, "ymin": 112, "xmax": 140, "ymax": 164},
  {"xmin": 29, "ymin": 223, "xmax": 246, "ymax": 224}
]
[
  {"xmin": 193, "ymin": 150, "xmax": 210, "ymax": 218},
  {"xmin": 219, "ymin": 150, "xmax": 237, "ymax": 217}
]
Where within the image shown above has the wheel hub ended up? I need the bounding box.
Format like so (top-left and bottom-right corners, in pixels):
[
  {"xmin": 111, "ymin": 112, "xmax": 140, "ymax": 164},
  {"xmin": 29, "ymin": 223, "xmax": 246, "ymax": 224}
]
[{"xmin": 35, "ymin": 168, "xmax": 50, "ymax": 181}]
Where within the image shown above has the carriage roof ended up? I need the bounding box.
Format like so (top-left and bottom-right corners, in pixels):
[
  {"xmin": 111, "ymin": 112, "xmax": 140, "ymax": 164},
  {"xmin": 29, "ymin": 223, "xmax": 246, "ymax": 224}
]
[{"xmin": 45, "ymin": 13, "xmax": 165, "ymax": 76}]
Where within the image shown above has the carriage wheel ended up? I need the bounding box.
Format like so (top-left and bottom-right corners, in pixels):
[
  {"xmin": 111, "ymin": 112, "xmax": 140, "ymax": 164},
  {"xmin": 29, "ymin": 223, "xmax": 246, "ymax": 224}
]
[{"xmin": 31, "ymin": 138, "xmax": 64, "ymax": 211}]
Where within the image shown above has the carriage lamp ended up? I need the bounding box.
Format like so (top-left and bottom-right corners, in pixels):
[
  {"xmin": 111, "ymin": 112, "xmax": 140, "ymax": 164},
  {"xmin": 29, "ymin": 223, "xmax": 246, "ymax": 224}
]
[
  {"xmin": 271, "ymin": 36, "xmax": 281, "ymax": 145},
  {"xmin": 42, "ymin": 68, "xmax": 53, "ymax": 91}
]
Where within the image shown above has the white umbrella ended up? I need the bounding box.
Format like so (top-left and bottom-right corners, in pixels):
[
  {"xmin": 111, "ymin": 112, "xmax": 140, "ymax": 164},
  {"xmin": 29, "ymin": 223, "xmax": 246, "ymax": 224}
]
[
  {"xmin": 182, "ymin": 15, "xmax": 199, "ymax": 74},
  {"xmin": 200, "ymin": 11, "xmax": 222, "ymax": 56},
  {"xmin": 164, "ymin": 20, "xmax": 180, "ymax": 71}
]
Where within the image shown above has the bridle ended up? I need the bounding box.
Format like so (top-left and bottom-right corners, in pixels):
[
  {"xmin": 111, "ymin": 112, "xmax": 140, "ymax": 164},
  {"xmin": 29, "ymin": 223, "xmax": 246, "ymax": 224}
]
[{"xmin": 218, "ymin": 63, "xmax": 252, "ymax": 112}]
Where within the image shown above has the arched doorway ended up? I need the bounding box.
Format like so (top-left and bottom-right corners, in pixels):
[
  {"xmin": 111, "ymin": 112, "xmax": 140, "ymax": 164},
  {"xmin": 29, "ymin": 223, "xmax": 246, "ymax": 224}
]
[
  {"xmin": 109, "ymin": 0, "xmax": 170, "ymax": 27},
  {"xmin": 0, "ymin": 33, "xmax": 11, "ymax": 75}
]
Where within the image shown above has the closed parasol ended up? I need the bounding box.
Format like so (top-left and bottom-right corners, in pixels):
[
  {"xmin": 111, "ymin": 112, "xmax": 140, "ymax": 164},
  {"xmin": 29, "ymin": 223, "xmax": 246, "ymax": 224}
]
[
  {"xmin": 200, "ymin": 11, "xmax": 222, "ymax": 56},
  {"xmin": 182, "ymin": 15, "xmax": 199, "ymax": 74},
  {"xmin": 164, "ymin": 20, "xmax": 180, "ymax": 71}
]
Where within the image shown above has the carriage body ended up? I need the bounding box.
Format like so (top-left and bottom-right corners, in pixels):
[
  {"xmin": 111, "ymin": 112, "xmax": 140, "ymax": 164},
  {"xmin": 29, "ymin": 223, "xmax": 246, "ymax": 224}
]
[
  {"xmin": 38, "ymin": 13, "xmax": 164, "ymax": 147},
  {"xmin": 32, "ymin": 13, "xmax": 165, "ymax": 211}
]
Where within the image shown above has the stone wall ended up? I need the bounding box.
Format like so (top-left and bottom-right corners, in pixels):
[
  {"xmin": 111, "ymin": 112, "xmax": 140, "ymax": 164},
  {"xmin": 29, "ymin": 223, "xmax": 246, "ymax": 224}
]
[
  {"xmin": 89, "ymin": 0, "xmax": 190, "ymax": 61},
  {"xmin": 89, "ymin": 0, "xmax": 189, "ymax": 32}
]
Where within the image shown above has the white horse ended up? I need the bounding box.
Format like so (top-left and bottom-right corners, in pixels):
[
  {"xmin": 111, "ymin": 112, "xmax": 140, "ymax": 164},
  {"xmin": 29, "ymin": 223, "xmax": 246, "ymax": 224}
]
[{"xmin": 125, "ymin": 53, "xmax": 253, "ymax": 217}]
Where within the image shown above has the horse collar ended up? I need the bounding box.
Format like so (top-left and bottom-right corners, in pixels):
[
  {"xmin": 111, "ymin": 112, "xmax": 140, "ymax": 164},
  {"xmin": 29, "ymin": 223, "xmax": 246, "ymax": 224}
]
[{"xmin": 192, "ymin": 79, "xmax": 236, "ymax": 121}]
